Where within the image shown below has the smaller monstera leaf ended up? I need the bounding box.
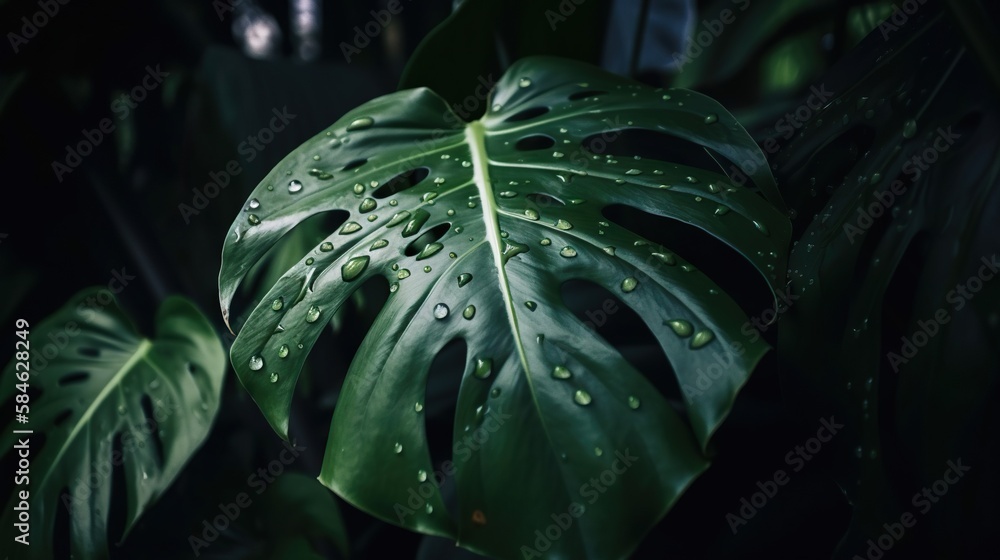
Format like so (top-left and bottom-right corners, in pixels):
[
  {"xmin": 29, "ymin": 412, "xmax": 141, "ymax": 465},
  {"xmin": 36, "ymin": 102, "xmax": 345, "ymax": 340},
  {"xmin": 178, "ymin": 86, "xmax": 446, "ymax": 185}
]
[
  {"xmin": 220, "ymin": 56, "xmax": 790, "ymax": 559},
  {"xmin": 0, "ymin": 291, "xmax": 226, "ymax": 559}
]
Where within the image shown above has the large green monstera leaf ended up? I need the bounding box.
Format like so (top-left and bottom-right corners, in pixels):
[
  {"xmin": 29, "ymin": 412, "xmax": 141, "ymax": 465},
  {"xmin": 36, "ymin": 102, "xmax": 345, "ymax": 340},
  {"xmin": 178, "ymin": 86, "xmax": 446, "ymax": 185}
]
[
  {"xmin": 0, "ymin": 290, "xmax": 226, "ymax": 559},
  {"xmin": 220, "ymin": 56, "xmax": 790, "ymax": 559}
]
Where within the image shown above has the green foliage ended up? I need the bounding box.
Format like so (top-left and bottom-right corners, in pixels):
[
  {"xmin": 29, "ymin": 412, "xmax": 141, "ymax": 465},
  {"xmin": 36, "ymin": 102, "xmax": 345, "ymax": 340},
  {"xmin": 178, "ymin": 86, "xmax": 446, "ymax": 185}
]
[
  {"xmin": 0, "ymin": 291, "xmax": 226, "ymax": 559},
  {"xmin": 220, "ymin": 56, "xmax": 790, "ymax": 559}
]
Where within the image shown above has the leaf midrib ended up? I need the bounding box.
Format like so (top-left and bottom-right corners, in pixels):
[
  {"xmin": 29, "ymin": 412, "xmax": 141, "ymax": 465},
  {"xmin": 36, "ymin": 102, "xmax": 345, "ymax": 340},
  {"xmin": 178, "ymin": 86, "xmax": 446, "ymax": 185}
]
[
  {"xmin": 464, "ymin": 121, "xmax": 531, "ymax": 377},
  {"xmin": 39, "ymin": 338, "xmax": 153, "ymax": 492}
]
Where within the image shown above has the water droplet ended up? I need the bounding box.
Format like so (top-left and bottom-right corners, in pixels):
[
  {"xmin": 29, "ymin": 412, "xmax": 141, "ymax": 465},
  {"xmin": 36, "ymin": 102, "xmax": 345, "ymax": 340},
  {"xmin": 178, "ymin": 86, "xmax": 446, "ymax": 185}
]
[
  {"xmin": 278, "ymin": 344, "xmax": 289, "ymax": 358},
  {"xmin": 288, "ymin": 180, "xmax": 303, "ymax": 193},
  {"xmin": 704, "ymin": 113, "xmax": 718, "ymax": 124},
  {"xmin": 524, "ymin": 301, "xmax": 537, "ymax": 311},
  {"xmin": 389, "ymin": 282, "xmax": 399, "ymax": 292},
  {"xmin": 320, "ymin": 242, "xmax": 334, "ymax": 252},
  {"xmin": 340, "ymin": 222, "xmax": 362, "ymax": 234},
  {"xmin": 691, "ymin": 329, "xmax": 714, "ymax": 348},
  {"xmin": 248, "ymin": 198, "xmax": 260, "ymax": 209},
  {"xmin": 415, "ymin": 402, "xmax": 424, "ymax": 412},
  {"xmin": 387, "ymin": 211, "xmax": 411, "ymax": 228},
  {"xmin": 625, "ymin": 169, "xmax": 642, "ymax": 175},
  {"xmin": 271, "ymin": 297, "xmax": 284, "ymax": 311},
  {"xmin": 463, "ymin": 305, "xmax": 476, "ymax": 319},
  {"xmin": 552, "ymin": 365, "xmax": 571, "ymax": 379},
  {"xmin": 249, "ymin": 355, "xmax": 264, "ymax": 370},
  {"xmin": 621, "ymin": 277, "xmax": 638, "ymax": 292},
  {"xmin": 573, "ymin": 389, "xmax": 592, "ymax": 406},
  {"xmin": 247, "ymin": 214, "xmax": 260, "ymax": 225},
  {"xmin": 651, "ymin": 252, "xmax": 676, "ymax": 266},
  {"xmin": 359, "ymin": 198, "xmax": 377, "ymax": 213},
  {"xmin": 353, "ymin": 183, "xmax": 365, "ymax": 194},
  {"xmin": 370, "ymin": 239, "xmax": 389, "ymax": 251},
  {"xmin": 416, "ymin": 242, "xmax": 443, "ymax": 261},
  {"xmin": 305, "ymin": 257, "xmax": 314, "ymax": 265},
  {"xmin": 305, "ymin": 306, "xmax": 322, "ymax": 323},
  {"xmin": 552, "ymin": 151, "xmax": 565, "ymax": 158},
  {"xmin": 434, "ymin": 303, "xmax": 450, "ymax": 319},
  {"xmin": 342, "ymin": 256, "xmax": 370, "ymax": 281},
  {"xmin": 117, "ymin": 404, "xmax": 126, "ymax": 415},
  {"xmin": 394, "ymin": 442, "xmax": 403, "ymax": 454},
  {"xmin": 347, "ymin": 116, "xmax": 374, "ymax": 131},
  {"xmin": 855, "ymin": 446, "xmax": 863, "ymax": 458},
  {"xmin": 269, "ymin": 372, "xmax": 279, "ymax": 383},
  {"xmin": 519, "ymin": 77, "xmax": 531, "ymax": 87},
  {"xmin": 490, "ymin": 388, "xmax": 502, "ymax": 398},
  {"xmin": 714, "ymin": 205, "xmax": 730, "ymax": 216},
  {"xmin": 560, "ymin": 246, "xmax": 577, "ymax": 258},
  {"xmin": 149, "ymin": 379, "xmax": 160, "ymax": 390},
  {"xmin": 457, "ymin": 273, "xmax": 473, "ymax": 287},
  {"xmin": 603, "ymin": 246, "xmax": 616, "ymax": 256},
  {"xmin": 417, "ymin": 469, "xmax": 428, "ymax": 482},
  {"xmin": 501, "ymin": 240, "xmax": 529, "ymax": 263},
  {"xmin": 752, "ymin": 220, "xmax": 770, "ymax": 236},
  {"xmin": 902, "ymin": 119, "xmax": 917, "ymax": 139},
  {"xmin": 628, "ymin": 395, "xmax": 641, "ymax": 409},
  {"xmin": 397, "ymin": 269, "xmax": 411, "ymax": 279},
  {"xmin": 402, "ymin": 210, "xmax": 431, "ymax": 237},
  {"xmin": 425, "ymin": 504, "xmax": 434, "ymax": 514},
  {"xmin": 540, "ymin": 238, "xmax": 551, "ymax": 246},
  {"xmin": 524, "ymin": 208, "xmax": 539, "ymax": 220},
  {"xmin": 666, "ymin": 319, "xmax": 693, "ymax": 337},
  {"xmin": 474, "ymin": 358, "xmax": 492, "ymax": 378}
]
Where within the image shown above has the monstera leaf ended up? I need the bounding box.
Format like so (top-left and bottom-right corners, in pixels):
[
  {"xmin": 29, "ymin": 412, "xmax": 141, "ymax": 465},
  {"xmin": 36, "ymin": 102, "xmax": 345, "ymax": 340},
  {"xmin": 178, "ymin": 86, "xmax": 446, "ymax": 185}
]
[
  {"xmin": 0, "ymin": 290, "xmax": 226, "ymax": 559},
  {"xmin": 220, "ymin": 56, "xmax": 791, "ymax": 559}
]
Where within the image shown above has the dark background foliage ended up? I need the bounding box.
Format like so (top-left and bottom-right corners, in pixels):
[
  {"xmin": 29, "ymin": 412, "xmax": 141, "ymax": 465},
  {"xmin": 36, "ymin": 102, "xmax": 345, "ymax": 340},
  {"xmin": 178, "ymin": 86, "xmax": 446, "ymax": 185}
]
[{"xmin": 0, "ymin": 0, "xmax": 997, "ymax": 558}]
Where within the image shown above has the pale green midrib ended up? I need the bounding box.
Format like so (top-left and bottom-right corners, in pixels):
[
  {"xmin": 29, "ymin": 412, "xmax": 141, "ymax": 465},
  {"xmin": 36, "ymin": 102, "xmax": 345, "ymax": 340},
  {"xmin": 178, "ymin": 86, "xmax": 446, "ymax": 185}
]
[
  {"xmin": 39, "ymin": 338, "xmax": 154, "ymax": 492},
  {"xmin": 464, "ymin": 121, "xmax": 531, "ymax": 377}
]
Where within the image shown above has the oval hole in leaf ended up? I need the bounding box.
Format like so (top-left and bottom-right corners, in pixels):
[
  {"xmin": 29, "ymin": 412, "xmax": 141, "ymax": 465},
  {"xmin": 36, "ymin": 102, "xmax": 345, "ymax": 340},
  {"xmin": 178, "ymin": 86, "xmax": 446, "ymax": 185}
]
[
  {"xmin": 404, "ymin": 223, "xmax": 452, "ymax": 256},
  {"xmin": 140, "ymin": 394, "xmax": 164, "ymax": 468},
  {"xmin": 559, "ymin": 279, "xmax": 683, "ymax": 403},
  {"xmin": 373, "ymin": 167, "xmax": 430, "ymax": 199},
  {"xmin": 603, "ymin": 205, "xmax": 773, "ymax": 323},
  {"xmin": 59, "ymin": 371, "xmax": 90, "ymax": 386},
  {"xmin": 581, "ymin": 128, "xmax": 725, "ymax": 176},
  {"xmin": 515, "ymin": 135, "xmax": 555, "ymax": 151},
  {"xmin": 342, "ymin": 158, "xmax": 368, "ymax": 171},
  {"xmin": 107, "ymin": 432, "xmax": 128, "ymax": 544},
  {"xmin": 54, "ymin": 487, "xmax": 72, "ymax": 558},
  {"xmin": 525, "ymin": 193, "xmax": 566, "ymax": 208},
  {"xmin": 424, "ymin": 337, "xmax": 467, "ymax": 519},
  {"xmin": 505, "ymin": 106, "xmax": 550, "ymax": 122}
]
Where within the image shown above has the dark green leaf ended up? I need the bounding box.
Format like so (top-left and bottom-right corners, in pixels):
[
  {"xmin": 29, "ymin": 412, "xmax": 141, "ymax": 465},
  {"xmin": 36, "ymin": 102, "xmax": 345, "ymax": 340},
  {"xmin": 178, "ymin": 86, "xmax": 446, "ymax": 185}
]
[{"xmin": 220, "ymin": 56, "xmax": 790, "ymax": 559}]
